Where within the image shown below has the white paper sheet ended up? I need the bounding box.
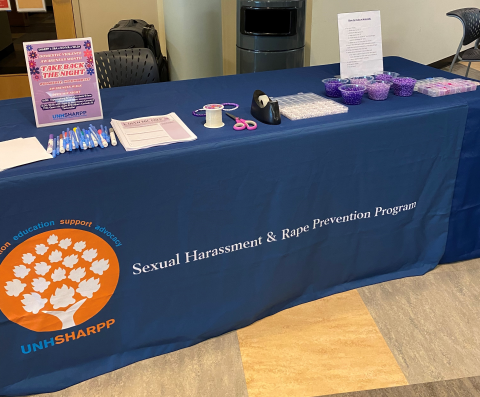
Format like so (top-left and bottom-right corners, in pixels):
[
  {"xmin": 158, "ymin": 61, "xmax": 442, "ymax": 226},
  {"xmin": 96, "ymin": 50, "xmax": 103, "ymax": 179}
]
[
  {"xmin": 338, "ymin": 11, "xmax": 384, "ymax": 78},
  {"xmin": 111, "ymin": 113, "xmax": 197, "ymax": 151},
  {"xmin": 0, "ymin": 137, "xmax": 52, "ymax": 172}
]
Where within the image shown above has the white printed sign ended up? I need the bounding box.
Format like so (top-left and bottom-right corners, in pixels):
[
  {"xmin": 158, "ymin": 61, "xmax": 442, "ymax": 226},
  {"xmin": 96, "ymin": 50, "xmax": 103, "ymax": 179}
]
[{"xmin": 338, "ymin": 11, "xmax": 383, "ymax": 78}]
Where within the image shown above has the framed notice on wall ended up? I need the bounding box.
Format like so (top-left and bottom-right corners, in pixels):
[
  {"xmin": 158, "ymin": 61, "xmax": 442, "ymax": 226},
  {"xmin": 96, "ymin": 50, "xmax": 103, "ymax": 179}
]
[
  {"xmin": 338, "ymin": 11, "xmax": 384, "ymax": 78},
  {"xmin": 23, "ymin": 38, "xmax": 103, "ymax": 128},
  {"xmin": 0, "ymin": 0, "xmax": 11, "ymax": 11},
  {"xmin": 15, "ymin": 0, "xmax": 45, "ymax": 12}
]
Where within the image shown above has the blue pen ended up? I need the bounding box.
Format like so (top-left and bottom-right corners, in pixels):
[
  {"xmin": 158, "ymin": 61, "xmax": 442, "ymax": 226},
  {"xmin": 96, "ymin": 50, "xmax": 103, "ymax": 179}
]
[
  {"xmin": 83, "ymin": 128, "xmax": 95, "ymax": 149},
  {"xmin": 52, "ymin": 136, "xmax": 57, "ymax": 158},
  {"xmin": 74, "ymin": 128, "xmax": 81, "ymax": 149},
  {"xmin": 73, "ymin": 127, "xmax": 80, "ymax": 149},
  {"xmin": 90, "ymin": 124, "xmax": 98, "ymax": 137},
  {"xmin": 88, "ymin": 126, "xmax": 100, "ymax": 147},
  {"xmin": 66, "ymin": 128, "xmax": 73, "ymax": 151},
  {"xmin": 64, "ymin": 132, "xmax": 69, "ymax": 152},
  {"xmin": 56, "ymin": 136, "xmax": 60, "ymax": 156},
  {"xmin": 80, "ymin": 130, "xmax": 87, "ymax": 148},
  {"xmin": 85, "ymin": 129, "xmax": 94, "ymax": 148},
  {"xmin": 66, "ymin": 129, "xmax": 72, "ymax": 150},
  {"xmin": 103, "ymin": 126, "xmax": 111, "ymax": 143},
  {"xmin": 87, "ymin": 131, "xmax": 94, "ymax": 148},
  {"xmin": 66, "ymin": 128, "xmax": 70, "ymax": 146},
  {"xmin": 99, "ymin": 125, "xmax": 104, "ymax": 139},
  {"xmin": 83, "ymin": 130, "xmax": 92, "ymax": 149},
  {"xmin": 92, "ymin": 128, "xmax": 104, "ymax": 148},
  {"xmin": 100, "ymin": 126, "xmax": 107, "ymax": 142},
  {"xmin": 95, "ymin": 127, "xmax": 107, "ymax": 147},
  {"xmin": 79, "ymin": 130, "xmax": 87, "ymax": 150},
  {"xmin": 71, "ymin": 131, "xmax": 76, "ymax": 150},
  {"xmin": 90, "ymin": 124, "xmax": 101, "ymax": 145},
  {"xmin": 80, "ymin": 130, "xmax": 88, "ymax": 149},
  {"xmin": 95, "ymin": 128, "xmax": 103, "ymax": 147}
]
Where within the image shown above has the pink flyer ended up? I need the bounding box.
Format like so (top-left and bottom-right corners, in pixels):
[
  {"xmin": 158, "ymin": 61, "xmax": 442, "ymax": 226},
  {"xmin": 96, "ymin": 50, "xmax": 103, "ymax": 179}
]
[{"xmin": 23, "ymin": 38, "xmax": 103, "ymax": 128}]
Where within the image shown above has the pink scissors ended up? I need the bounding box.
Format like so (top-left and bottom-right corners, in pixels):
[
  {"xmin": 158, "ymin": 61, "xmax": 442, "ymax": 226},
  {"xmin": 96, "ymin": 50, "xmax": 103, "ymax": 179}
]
[{"xmin": 226, "ymin": 112, "xmax": 257, "ymax": 131}]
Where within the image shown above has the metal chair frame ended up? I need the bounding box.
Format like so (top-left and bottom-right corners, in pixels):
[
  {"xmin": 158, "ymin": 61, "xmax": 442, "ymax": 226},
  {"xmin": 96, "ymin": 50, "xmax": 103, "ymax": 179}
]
[{"xmin": 448, "ymin": 9, "xmax": 480, "ymax": 77}]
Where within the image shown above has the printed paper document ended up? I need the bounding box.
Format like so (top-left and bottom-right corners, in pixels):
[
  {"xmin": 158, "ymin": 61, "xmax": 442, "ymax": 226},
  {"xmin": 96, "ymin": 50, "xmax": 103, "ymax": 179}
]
[
  {"xmin": 338, "ymin": 11, "xmax": 383, "ymax": 78},
  {"xmin": 111, "ymin": 113, "xmax": 197, "ymax": 151}
]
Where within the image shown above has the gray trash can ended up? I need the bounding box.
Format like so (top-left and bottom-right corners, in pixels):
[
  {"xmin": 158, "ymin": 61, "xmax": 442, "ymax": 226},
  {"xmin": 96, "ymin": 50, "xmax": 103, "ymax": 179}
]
[{"xmin": 236, "ymin": 0, "xmax": 306, "ymax": 74}]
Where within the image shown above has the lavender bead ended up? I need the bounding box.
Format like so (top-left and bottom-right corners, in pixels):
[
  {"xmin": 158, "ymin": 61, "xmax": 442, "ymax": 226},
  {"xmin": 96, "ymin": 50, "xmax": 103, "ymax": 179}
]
[
  {"xmin": 339, "ymin": 84, "xmax": 366, "ymax": 105},
  {"xmin": 349, "ymin": 76, "xmax": 374, "ymax": 86},
  {"xmin": 392, "ymin": 77, "xmax": 417, "ymax": 97},
  {"xmin": 322, "ymin": 78, "xmax": 349, "ymax": 98},
  {"xmin": 367, "ymin": 81, "xmax": 392, "ymax": 101},
  {"xmin": 375, "ymin": 74, "xmax": 394, "ymax": 83},
  {"xmin": 374, "ymin": 71, "xmax": 399, "ymax": 83}
]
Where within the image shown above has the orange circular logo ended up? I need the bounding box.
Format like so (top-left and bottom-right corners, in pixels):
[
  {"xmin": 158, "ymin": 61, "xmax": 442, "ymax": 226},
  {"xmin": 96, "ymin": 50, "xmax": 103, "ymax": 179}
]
[{"xmin": 0, "ymin": 229, "xmax": 119, "ymax": 332}]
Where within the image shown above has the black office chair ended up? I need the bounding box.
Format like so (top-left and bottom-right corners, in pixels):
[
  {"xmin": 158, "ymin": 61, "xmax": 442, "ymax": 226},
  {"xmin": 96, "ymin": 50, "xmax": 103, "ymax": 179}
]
[
  {"xmin": 94, "ymin": 48, "xmax": 160, "ymax": 89},
  {"xmin": 447, "ymin": 8, "xmax": 480, "ymax": 77}
]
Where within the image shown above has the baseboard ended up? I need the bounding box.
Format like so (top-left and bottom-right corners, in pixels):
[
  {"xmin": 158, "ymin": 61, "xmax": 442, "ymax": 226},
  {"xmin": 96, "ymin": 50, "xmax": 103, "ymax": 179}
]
[{"xmin": 428, "ymin": 51, "xmax": 467, "ymax": 69}]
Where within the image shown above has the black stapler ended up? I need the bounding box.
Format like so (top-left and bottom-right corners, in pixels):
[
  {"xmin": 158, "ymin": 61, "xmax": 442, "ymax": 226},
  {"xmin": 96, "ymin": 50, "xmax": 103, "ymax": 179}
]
[{"xmin": 251, "ymin": 90, "xmax": 281, "ymax": 125}]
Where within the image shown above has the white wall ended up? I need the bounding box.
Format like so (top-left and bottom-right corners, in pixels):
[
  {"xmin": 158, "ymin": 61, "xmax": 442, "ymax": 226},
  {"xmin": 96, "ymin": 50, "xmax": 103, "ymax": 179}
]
[
  {"xmin": 311, "ymin": 0, "xmax": 476, "ymax": 66},
  {"xmin": 164, "ymin": 0, "xmax": 223, "ymax": 80}
]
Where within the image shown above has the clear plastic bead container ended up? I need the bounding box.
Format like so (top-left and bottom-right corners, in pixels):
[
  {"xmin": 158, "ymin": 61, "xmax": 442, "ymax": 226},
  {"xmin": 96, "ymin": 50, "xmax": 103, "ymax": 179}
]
[
  {"xmin": 392, "ymin": 77, "xmax": 417, "ymax": 97},
  {"xmin": 271, "ymin": 92, "xmax": 349, "ymax": 120},
  {"xmin": 367, "ymin": 81, "xmax": 393, "ymax": 101},
  {"xmin": 414, "ymin": 77, "xmax": 448, "ymax": 91},
  {"xmin": 338, "ymin": 84, "xmax": 367, "ymax": 105},
  {"xmin": 322, "ymin": 78, "xmax": 349, "ymax": 98},
  {"xmin": 415, "ymin": 78, "xmax": 478, "ymax": 97},
  {"xmin": 374, "ymin": 71, "xmax": 399, "ymax": 83},
  {"xmin": 349, "ymin": 75, "xmax": 374, "ymax": 86}
]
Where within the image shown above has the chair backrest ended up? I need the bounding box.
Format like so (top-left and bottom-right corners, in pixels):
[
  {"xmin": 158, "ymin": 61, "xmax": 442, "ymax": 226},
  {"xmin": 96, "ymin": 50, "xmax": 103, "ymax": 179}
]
[
  {"xmin": 447, "ymin": 8, "xmax": 480, "ymax": 46},
  {"xmin": 94, "ymin": 48, "xmax": 160, "ymax": 89}
]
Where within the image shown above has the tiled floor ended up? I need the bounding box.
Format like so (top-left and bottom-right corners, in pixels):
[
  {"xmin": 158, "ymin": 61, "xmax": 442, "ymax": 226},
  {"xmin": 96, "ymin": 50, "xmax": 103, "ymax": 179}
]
[
  {"xmin": 322, "ymin": 376, "xmax": 480, "ymax": 397},
  {"xmin": 237, "ymin": 290, "xmax": 406, "ymax": 397},
  {"xmin": 442, "ymin": 61, "xmax": 480, "ymax": 80},
  {"xmin": 35, "ymin": 332, "xmax": 248, "ymax": 397},
  {"xmin": 25, "ymin": 258, "xmax": 480, "ymax": 397},
  {"xmin": 359, "ymin": 259, "xmax": 480, "ymax": 385}
]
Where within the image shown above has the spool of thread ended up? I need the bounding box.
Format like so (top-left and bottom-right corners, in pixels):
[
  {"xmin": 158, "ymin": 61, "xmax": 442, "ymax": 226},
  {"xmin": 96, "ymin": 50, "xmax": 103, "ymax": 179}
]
[{"xmin": 203, "ymin": 104, "xmax": 224, "ymax": 128}]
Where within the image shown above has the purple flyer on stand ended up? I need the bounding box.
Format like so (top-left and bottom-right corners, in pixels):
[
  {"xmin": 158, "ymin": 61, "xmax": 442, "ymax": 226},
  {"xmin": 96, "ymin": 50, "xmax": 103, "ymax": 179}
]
[{"xmin": 23, "ymin": 38, "xmax": 103, "ymax": 128}]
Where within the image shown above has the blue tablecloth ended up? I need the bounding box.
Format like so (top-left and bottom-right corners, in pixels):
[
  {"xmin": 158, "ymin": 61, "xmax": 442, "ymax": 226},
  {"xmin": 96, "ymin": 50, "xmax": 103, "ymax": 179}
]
[{"xmin": 0, "ymin": 57, "xmax": 476, "ymax": 395}]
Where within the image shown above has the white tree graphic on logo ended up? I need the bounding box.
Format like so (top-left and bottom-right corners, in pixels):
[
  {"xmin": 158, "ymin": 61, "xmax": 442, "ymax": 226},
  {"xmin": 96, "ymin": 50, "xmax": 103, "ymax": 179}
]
[{"xmin": 4, "ymin": 233, "xmax": 111, "ymax": 329}]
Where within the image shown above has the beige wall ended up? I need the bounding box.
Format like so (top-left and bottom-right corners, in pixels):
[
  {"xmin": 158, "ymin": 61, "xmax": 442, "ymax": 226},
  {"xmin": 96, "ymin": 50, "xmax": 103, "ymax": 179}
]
[
  {"xmin": 74, "ymin": 0, "xmax": 166, "ymax": 54},
  {"xmin": 164, "ymin": 0, "xmax": 223, "ymax": 80},
  {"xmin": 73, "ymin": 0, "xmax": 475, "ymax": 80},
  {"xmin": 310, "ymin": 0, "xmax": 474, "ymax": 66}
]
